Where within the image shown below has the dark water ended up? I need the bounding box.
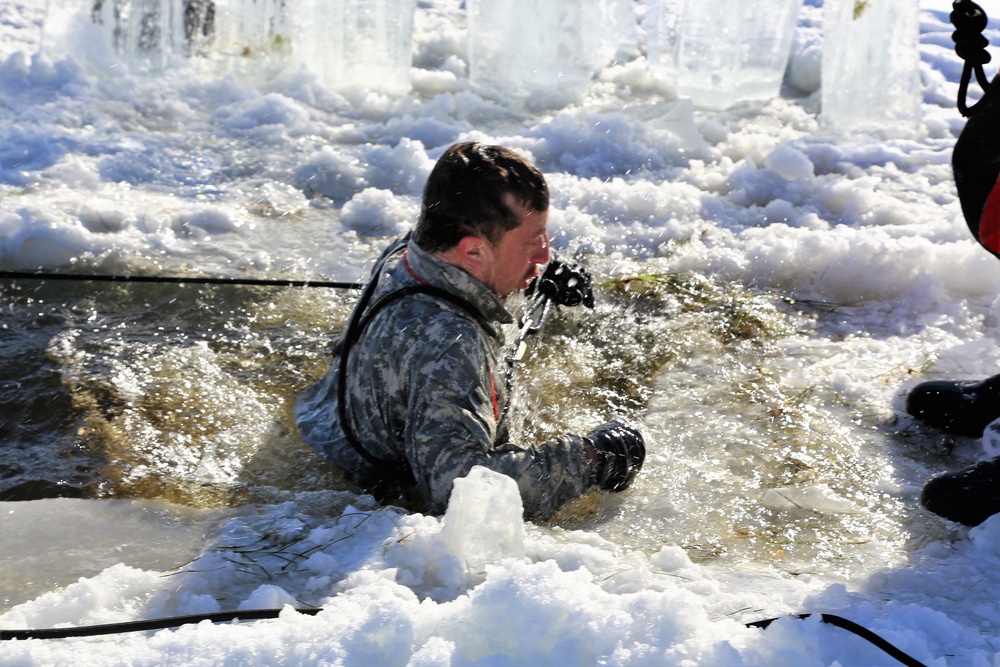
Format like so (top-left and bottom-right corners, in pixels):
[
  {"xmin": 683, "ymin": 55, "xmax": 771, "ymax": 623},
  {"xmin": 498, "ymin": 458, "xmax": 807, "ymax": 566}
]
[{"xmin": 0, "ymin": 276, "xmax": 352, "ymax": 504}]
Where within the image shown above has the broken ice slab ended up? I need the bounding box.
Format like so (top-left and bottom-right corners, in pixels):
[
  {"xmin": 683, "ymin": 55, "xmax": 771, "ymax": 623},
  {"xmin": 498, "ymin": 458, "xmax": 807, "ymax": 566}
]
[{"xmin": 821, "ymin": 0, "xmax": 921, "ymax": 134}]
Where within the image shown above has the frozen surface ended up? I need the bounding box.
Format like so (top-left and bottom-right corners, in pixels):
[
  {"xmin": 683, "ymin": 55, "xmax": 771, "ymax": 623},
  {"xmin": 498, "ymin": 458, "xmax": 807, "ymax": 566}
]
[{"xmin": 0, "ymin": 499, "xmax": 226, "ymax": 611}]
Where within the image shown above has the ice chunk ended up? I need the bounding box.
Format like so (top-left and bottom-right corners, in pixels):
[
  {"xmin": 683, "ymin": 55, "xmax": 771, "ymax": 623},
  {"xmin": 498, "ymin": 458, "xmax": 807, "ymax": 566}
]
[
  {"xmin": 294, "ymin": 0, "xmax": 416, "ymax": 95},
  {"xmin": 764, "ymin": 144, "xmax": 815, "ymax": 180},
  {"xmin": 467, "ymin": 0, "xmax": 632, "ymax": 108},
  {"xmin": 648, "ymin": 0, "xmax": 803, "ymax": 110},
  {"xmin": 640, "ymin": 97, "xmax": 710, "ymax": 154},
  {"xmin": 821, "ymin": 0, "xmax": 921, "ymax": 134},
  {"xmin": 238, "ymin": 584, "xmax": 298, "ymax": 610},
  {"xmin": 441, "ymin": 466, "xmax": 525, "ymax": 580},
  {"xmin": 761, "ymin": 485, "xmax": 859, "ymax": 514}
]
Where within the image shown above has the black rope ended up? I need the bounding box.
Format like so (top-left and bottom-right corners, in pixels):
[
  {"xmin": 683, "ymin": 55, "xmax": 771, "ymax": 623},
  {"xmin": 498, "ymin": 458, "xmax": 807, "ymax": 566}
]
[
  {"xmin": 0, "ymin": 607, "xmax": 931, "ymax": 664},
  {"xmin": 746, "ymin": 613, "xmax": 928, "ymax": 667},
  {"xmin": 0, "ymin": 608, "xmax": 321, "ymax": 641},
  {"xmin": 951, "ymin": 0, "xmax": 994, "ymax": 117},
  {"xmin": 0, "ymin": 270, "xmax": 362, "ymax": 290}
]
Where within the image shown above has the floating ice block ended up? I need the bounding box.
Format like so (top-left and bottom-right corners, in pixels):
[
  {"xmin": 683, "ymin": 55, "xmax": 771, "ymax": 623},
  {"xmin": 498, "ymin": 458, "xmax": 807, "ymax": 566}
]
[
  {"xmin": 648, "ymin": 0, "xmax": 803, "ymax": 110},
  {"xmin": 821, "ymin": 0, "xmax": 921, "ymax": 133}
]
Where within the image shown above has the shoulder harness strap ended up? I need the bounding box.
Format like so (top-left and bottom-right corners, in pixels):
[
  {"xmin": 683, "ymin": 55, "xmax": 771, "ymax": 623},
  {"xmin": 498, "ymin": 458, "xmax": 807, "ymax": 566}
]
[{"xmin": 336, "ymin": 280, "xmax": 489, "ymax": 480}]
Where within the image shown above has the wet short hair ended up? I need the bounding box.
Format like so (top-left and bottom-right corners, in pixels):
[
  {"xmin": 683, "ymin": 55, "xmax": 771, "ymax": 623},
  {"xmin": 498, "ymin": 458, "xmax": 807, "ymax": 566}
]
[{"xmin": 412, "ymin": 142, "xmax": 549, "ymax": 253}]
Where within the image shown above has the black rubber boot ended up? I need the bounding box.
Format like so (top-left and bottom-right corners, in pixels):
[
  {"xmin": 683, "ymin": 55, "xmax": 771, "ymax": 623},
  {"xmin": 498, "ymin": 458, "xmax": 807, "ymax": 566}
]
[
  {"xmin": 920, "ymin": 456, "xmax": 1000, "ymax": 526},
  {"xmin": 905, "ymin": 374, "xmax": 1000, "ymax": 437}
]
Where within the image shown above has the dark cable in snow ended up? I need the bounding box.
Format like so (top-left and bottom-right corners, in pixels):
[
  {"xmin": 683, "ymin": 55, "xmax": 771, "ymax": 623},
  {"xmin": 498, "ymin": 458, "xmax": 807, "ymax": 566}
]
[
  {"xmin": 1, "ymin": 608, "xmax": 929, "ymax": 666},
  {"xmin": 0, "ymin": 608, "xmax": 319, "ymax": 640},
  {"xmin": 747, "ymin": 613, "xmax": 928, "ymax": 667}
]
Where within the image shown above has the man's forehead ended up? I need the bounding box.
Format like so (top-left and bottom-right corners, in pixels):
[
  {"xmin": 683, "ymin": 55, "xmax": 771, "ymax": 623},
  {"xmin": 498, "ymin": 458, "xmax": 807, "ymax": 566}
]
[{"xmin": 513, "ymin": 206, "xmax": 548, "ymax": 235}]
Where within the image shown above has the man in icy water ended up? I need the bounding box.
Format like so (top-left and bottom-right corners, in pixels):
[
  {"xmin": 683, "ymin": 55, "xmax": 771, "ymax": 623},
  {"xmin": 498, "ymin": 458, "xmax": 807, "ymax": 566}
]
[{"xmin": 295, "ymin": 142, "xmax": 645, "ymax": 518}]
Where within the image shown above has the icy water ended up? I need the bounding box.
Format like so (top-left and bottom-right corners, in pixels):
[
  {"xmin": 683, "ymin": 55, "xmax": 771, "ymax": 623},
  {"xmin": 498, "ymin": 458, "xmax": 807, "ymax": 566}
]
[{"xmin": 1, "ymin": 227, "xmax": 963, "ymax": 607}]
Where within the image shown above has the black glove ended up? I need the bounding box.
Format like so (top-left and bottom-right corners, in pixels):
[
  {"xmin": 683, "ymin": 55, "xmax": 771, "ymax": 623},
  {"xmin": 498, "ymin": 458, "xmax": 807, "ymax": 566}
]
[
  {"xmin": 526, "ymin": 257, "xmax": 595, "ymax": 308},
  {"xmin": 587, "ymin": 420, "xmax": 645, "ymax": 492}
]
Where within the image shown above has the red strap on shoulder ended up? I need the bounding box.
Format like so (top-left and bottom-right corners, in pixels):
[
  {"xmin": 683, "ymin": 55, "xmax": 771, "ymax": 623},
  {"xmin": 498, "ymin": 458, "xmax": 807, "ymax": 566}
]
[
  {"xmin": 980, "ymin": 175, "xmax": 1000, "ymax": 256},
  {"xmin": 402, "ymin": 250, "xmax": 428, "ymax": 284},
  {"xmin": 487, "ymin": 364, "xmax": 499, "ymax": 422}
]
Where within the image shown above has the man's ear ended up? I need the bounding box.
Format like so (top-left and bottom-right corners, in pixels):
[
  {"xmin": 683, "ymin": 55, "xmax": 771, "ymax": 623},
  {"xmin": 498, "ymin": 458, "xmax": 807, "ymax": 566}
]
[{"xmin": 455, "ymin": 235, "xmax": 489, "ymax": 274}]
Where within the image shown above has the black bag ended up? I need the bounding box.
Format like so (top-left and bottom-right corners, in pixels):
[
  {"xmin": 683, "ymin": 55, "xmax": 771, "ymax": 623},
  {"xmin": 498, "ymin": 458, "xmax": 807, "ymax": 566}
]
[{"xmin": 951, "ymin": 1, "xmax": 1000, "ymax": 258}]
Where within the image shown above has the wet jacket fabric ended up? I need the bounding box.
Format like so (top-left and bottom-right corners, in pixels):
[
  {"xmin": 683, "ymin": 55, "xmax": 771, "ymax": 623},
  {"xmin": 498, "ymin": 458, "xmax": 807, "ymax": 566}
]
[{"xmin": 295, "ymin": 239, "xmax": 594, "ymax": 518}]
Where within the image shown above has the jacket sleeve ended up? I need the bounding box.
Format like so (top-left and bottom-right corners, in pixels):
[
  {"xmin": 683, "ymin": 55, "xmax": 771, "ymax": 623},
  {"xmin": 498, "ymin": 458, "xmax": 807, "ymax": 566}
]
[{"xmin": 402, "ymin": 329, "xmax": 595, "ymax": 518}]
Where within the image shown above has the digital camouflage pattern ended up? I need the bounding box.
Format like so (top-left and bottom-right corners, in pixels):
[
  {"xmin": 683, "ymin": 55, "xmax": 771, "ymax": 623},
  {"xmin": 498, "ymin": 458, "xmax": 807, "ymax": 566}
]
[{"xmin": 295, "ymin": 240, "xmax": 595, "ymax": 518}]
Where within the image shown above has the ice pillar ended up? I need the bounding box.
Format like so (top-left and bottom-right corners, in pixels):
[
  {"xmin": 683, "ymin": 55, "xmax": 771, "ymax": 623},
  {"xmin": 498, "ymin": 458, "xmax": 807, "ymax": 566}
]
[
  {"xmin": 821, "ymin": 0, "xmax": 922, "ymax": 133},
  {"xmin": 648, "ymin": 0, "xmax": 803, "ymax": 110},
  {"xmin": 89, "ymin": 0, "xmax": 290, "ymax": 77},
  {"xmin": 89, "ymin": 0, "xmax": 416, "ymax": 94},
  {"xmin": 467, "ymin": 0, "xmax": 633, "ymax": 108},
  {"xmin": 208, "ymin": 0, "xmax": 291, "ymax": 82},
  {"xmin": 295, "ymin": 0, "xmax": 416, "ymax": 95},
  {"xmin": 91, "ymin": 0, "xmax": 189, "ymax": 71}
]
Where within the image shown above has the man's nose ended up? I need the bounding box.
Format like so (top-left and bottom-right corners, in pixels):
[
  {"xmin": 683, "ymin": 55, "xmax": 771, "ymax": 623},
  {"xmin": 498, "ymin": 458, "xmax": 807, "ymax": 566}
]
[{"xmin": 533, "ymin": 232, "xmax": 551, "ymax": 265}]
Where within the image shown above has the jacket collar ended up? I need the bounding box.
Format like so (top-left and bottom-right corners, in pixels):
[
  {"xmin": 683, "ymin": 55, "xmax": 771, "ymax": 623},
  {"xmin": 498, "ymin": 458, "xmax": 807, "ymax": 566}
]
[{"xmin": 400, "ymin": 241, "xmax": 514, "ymax": 326}]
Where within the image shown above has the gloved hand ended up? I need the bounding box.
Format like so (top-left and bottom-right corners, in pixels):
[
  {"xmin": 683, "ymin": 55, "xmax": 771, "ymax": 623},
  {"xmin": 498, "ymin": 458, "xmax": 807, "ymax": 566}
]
[
  {"xmin": 586, "ymin": 420, "xmax": 645, "ymax": 492},
  {"xmin": 526, "ymin": 257, "xmax": 595, "ymax": 308}
]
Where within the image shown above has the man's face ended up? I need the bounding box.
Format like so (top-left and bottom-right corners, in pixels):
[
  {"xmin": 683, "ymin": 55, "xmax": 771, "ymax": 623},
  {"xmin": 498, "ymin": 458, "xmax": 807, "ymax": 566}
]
[{"xmin": 481, "ymin": 193, "xmax": 551, "ymax": 298}]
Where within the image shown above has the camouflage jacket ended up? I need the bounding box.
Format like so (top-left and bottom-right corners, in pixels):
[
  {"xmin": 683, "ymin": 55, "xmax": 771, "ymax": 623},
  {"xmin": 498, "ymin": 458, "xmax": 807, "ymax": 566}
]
[{"xmin": 295, "ymin": 239, "xmax": 595, "ymax": 518}]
